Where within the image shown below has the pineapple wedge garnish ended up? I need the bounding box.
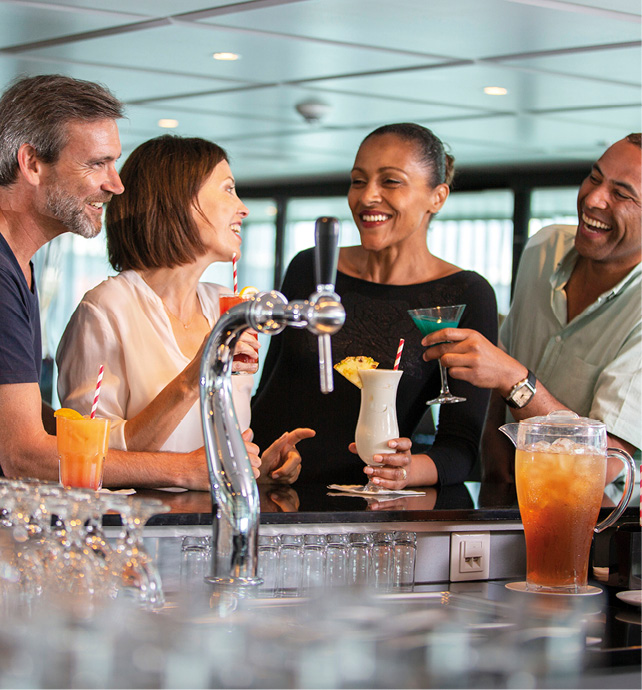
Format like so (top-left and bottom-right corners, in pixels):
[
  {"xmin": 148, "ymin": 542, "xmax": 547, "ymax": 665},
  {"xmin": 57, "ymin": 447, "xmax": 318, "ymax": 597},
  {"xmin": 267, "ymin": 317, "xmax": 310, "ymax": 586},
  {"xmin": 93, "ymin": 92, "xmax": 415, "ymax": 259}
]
[{"xmin": 334, "ymin": 356, "xmax": 379, "ymax": 388}]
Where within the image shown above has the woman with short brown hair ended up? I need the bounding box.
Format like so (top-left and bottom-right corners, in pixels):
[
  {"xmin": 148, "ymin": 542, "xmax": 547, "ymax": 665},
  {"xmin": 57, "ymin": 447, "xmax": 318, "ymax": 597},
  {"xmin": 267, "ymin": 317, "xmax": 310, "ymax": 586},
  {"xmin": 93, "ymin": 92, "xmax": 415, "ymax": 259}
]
[{"xmin": 57, "ymin": 134, "xmax": 311, "ymax": 483}]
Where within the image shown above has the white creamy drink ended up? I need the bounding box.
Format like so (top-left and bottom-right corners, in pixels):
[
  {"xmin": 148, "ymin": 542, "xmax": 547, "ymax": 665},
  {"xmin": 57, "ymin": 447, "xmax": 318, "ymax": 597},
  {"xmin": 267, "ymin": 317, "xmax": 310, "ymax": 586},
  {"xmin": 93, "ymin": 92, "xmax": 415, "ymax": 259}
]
[{"xmin": 355, "ymin": 369, "xmax": 403, "ymax": 465}]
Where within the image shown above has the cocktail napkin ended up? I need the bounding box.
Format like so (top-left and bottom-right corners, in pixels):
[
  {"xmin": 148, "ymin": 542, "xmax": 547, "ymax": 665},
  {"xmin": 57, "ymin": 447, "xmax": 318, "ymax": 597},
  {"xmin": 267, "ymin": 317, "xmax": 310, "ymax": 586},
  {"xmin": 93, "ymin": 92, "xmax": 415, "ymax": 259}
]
[
  {"xmin": 98, "ymin": 488, "xmax": 136, "ymax": 495},
  {"xmin": 327, "ymin": 484, "xmax": 426, "ymax": 497}
]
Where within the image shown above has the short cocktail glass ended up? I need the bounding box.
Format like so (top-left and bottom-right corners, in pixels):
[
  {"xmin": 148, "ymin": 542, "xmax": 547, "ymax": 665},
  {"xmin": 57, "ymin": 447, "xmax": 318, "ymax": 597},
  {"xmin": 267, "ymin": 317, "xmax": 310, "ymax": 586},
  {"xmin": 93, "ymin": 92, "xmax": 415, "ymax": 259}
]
[
  {"xmin": 56, "ymin": 416, "xmax": 110, "ymax": 490},
  {"xmin": 408, "ymin": 305, "xmax": 466, "ymax": 405},
  {"xmin": 354, "ymin": 368, "xmax": 403, "ymax": 494},
  {"xmin": 219, "ymin": 292, "xmax": 257, "ymax": 372}
]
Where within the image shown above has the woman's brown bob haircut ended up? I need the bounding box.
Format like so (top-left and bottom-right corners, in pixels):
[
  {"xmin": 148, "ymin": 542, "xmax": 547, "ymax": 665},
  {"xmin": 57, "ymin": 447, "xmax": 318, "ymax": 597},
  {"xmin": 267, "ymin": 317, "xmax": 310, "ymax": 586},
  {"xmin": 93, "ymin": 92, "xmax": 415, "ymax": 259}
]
[{"xmin": 106, "ymin": 135, "xmax": 228, "ymax": 272}]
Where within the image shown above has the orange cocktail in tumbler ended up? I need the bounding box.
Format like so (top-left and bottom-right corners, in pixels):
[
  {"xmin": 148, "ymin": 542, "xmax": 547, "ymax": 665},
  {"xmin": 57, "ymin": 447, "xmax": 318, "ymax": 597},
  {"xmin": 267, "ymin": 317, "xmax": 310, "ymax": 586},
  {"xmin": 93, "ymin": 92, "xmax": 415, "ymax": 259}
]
[
  {"xmin": 57, "ymin": 415, "xmax": 110, "ymax": 490},
  {"xmin": 516, "ymin": 448, "xmax": 606, "ymax": 590},
  {"xmin": 219, "ymin": 288, "xmax": 258, "ymax": 365}
]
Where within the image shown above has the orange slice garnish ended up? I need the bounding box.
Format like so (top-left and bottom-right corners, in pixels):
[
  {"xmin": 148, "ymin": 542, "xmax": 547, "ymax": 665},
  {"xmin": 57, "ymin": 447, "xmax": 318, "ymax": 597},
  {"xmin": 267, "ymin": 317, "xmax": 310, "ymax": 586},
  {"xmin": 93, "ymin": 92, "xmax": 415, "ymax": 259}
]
[
  {"xmin": 54, "ymin": 408, "xmax": 84, "ymax": 420},
  {"xmin": 239, "ymin": 285, "xmax": 259, "ymax": 298}
]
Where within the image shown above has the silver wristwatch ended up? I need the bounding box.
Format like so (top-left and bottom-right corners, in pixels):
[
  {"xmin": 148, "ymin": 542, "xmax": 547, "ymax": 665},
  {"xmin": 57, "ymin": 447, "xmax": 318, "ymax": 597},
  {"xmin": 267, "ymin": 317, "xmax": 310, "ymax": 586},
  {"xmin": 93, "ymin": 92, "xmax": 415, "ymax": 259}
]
[{"xmin": 504, "ymin": 370, "xmax": 537, "ymax": 409}]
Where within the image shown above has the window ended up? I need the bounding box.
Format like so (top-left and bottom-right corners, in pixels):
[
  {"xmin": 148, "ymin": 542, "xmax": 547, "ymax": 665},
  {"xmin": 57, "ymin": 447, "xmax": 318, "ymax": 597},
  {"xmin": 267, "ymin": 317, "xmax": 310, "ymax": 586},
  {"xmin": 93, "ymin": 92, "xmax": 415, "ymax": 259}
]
[
  {"xmin": 283, "ymin": 190, "xmax": 514, "ymax": 314},
  {"xmin": 529, "ymin": 188, "xmax": 578, "ymax": 237}
]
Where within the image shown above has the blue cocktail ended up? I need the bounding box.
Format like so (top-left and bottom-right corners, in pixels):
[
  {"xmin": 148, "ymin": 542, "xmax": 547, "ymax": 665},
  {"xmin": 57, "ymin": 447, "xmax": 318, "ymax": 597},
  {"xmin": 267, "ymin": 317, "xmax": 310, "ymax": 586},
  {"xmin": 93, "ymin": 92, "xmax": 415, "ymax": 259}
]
[{"xmin": 408, "ymin": 304, "xmax": 466, "ymax": 405}]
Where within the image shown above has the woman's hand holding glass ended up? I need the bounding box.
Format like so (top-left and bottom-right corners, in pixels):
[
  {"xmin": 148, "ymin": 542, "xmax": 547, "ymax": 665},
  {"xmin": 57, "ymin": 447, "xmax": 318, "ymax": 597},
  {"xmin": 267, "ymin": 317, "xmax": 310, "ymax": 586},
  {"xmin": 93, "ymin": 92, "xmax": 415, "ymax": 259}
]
[
  {"xmin": 349, "ymin": 436, "xmax": 412, "ymax": 490},
  {"xmin": 232, "ymin": 330, "xmax": 260, "ymax": 374}
]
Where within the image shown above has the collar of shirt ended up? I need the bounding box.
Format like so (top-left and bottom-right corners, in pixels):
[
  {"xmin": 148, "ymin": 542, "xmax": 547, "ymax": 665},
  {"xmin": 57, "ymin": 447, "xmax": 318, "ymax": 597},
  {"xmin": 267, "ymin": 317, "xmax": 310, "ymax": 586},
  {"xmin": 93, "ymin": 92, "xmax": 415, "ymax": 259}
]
[{"xmin": 550, "ymin": 244, "xmax": 642, "ymax": 326}]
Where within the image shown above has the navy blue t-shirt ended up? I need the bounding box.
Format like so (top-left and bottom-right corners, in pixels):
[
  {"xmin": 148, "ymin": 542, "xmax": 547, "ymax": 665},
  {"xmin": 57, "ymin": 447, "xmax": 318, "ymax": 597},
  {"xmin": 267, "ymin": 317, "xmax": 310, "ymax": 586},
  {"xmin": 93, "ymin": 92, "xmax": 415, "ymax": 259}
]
[{"xmin": 0, "ymin": 232, "xmax": 42, "ymax": 385}]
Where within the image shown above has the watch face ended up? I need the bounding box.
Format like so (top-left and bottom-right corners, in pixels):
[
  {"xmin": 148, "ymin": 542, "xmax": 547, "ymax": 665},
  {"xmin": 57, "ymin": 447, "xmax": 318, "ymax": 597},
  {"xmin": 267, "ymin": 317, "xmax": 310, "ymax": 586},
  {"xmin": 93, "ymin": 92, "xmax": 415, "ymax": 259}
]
[{"xmin": 512, "ymin": 385, "xmax": 534, "ymax": 407}]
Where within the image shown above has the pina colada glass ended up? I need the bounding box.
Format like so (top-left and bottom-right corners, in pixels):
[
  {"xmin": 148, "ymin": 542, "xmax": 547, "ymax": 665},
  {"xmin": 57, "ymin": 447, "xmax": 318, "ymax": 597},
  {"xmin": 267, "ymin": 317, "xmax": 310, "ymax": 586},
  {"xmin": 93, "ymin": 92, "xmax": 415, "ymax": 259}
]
[
  {"xmin": 354, "ymin": 369, "xmax": 403, "ymax": 494},
  {"xmin": 408, "ymin": 305, "xmax": 466, "ymax": 405}
]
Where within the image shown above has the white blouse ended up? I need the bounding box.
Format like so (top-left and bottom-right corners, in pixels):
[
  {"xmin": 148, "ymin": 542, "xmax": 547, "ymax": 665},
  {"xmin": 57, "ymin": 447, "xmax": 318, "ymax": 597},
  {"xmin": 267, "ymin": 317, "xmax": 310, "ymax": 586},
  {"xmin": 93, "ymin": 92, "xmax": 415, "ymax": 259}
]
[{"xmin": 56, "ymin": 270, "xmax": 253, "ymax": 453}]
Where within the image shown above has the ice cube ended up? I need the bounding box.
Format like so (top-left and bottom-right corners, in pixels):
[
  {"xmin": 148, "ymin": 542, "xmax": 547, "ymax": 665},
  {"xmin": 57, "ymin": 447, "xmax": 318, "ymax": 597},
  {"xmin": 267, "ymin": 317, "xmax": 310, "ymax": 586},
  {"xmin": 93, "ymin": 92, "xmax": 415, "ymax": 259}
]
[
  {"xmin": 550, "ymin": 437, "xmax": 576, "ymax": 453},
  {"xmin": 528, "ymin": 441, "xmax": 551, "ymax": 452}
]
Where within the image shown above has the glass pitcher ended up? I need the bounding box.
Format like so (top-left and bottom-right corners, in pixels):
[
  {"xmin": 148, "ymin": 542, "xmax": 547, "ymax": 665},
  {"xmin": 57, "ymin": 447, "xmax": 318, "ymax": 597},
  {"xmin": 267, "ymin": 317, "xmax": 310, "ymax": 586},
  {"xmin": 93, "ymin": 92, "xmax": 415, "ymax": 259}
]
[{"xmin": 500, "ymin": 410, "xmax": 636, "ymax": 592}]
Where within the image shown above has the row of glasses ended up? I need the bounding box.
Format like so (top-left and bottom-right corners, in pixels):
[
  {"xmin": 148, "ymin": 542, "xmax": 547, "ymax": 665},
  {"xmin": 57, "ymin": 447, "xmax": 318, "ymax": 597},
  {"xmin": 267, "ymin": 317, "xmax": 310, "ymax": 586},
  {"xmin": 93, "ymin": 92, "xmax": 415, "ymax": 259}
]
[
  {"xmin": 0, "ymin": 478, "xmax": 168, "ymax": 609},
  {"xmin": 256, "ymin": 530, "xmax": 417, "ymax": 596}
]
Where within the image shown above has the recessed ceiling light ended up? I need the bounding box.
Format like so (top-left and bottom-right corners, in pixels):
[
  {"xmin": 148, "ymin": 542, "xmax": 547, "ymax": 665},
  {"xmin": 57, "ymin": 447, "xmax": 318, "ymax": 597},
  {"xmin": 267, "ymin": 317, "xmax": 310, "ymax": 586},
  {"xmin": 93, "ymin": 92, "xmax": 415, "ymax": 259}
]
[
  {"xmin": 158, "ymin": 119, "xmax": 179, "ymax": 128},
  {"xmin": 484, "ymin": 86, "xmax": 508, "ymax": 96},
  {"xmin": 213, "ymin": 52, "xmax": 240, "ymax": 61}
]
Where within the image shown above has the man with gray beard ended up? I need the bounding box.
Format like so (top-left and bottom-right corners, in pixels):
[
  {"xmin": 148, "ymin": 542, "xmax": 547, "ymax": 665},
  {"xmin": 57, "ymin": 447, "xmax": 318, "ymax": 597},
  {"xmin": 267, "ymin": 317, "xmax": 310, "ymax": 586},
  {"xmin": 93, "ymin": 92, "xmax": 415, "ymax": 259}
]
[{"xmin": 0, "ymin": 74, "xmax": 233, "ymax": 488}]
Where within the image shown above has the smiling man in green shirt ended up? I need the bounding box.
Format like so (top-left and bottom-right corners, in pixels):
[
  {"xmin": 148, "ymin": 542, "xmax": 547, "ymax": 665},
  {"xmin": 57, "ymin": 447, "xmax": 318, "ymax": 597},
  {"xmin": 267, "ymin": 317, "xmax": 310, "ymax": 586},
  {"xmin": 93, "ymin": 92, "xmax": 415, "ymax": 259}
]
[{"xmin": 420, "ymin": 133, "xmax": 641, "ymax": 484}]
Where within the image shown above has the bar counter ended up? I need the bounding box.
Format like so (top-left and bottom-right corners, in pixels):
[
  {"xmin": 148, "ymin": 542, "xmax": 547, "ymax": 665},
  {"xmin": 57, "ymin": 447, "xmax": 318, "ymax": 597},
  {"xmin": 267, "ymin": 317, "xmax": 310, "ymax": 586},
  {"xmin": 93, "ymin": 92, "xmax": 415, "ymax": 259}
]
[
  {"xmin": 124, "ymin": 481, "xmax": 640, "ymax": 689},
  {"xmin": 1, "ymin": 480, "xmax": 638, "ymax": 688}
]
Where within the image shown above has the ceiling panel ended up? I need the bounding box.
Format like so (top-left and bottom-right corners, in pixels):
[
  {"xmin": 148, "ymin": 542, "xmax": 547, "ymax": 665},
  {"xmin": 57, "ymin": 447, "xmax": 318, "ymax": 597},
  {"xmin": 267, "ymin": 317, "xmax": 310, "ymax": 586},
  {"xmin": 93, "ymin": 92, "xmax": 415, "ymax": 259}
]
[
  {"xmin": 23, "ymin": 22, "xmax": 443, "ymax": 85},
  {"xmin": 499, "ymin": 45, "xmax": 641, "ymax": 88},
  {"xmin": 0, "ymin": 0, "xmax": 639, "ymax": 184},
  {"xmin": 315, "ymin": 62, "xmax": 638, "ymax": 114},
  {"xmin": 0, "ymin": 3, "xmax": 138, "ymax": 46},
  {"xmin": 208, "ymin": 0, "xmax": 641, "ymax": 58},
  {"xmin": 0, "ymin": 54, "xmax": 249, "ymax": 103}
]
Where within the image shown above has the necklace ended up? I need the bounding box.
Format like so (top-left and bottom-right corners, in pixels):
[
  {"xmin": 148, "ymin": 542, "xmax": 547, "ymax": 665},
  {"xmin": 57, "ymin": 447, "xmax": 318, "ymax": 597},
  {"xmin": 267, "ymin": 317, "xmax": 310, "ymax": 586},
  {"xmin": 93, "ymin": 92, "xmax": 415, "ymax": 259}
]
[
  {"xmin": 138, "ymin": 272, "xmax": 200, "ymax": 329},
  {"xmin": 162, "ymin": 301, "xmax": 197, "ymax": 329}
]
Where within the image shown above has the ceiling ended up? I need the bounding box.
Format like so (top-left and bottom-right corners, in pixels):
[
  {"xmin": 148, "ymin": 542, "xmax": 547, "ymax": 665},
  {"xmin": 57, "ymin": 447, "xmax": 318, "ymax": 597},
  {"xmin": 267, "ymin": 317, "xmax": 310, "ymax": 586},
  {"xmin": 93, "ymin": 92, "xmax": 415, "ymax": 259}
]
[{"xmin": 0, "ymin": 0, "xmax": 640, "ymax": 186}]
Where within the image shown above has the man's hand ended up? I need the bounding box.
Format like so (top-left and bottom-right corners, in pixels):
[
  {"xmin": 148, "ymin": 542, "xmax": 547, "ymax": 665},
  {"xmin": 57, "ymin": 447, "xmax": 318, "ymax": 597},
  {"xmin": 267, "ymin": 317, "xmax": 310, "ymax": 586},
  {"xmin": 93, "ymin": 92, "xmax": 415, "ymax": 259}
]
[
  {"xmin": 259, "ymin": 428, "xmax": 315, "ymax": 484},
  {"xmin": 421, "ymin": 328, "xmax": 526, "ymax": 397}
]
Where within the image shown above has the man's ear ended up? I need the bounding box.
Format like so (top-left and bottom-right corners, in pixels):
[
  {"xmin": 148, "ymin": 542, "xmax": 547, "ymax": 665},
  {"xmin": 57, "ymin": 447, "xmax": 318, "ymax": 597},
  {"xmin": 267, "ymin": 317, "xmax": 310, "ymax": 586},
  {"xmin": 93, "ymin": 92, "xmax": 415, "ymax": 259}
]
[
  {"xmin": 427, "ymin": 183, "xmax": 450, "ymax": 214},
  {"xmin": 16, "ymin": 143, "xmax": 47, "ymax": 186}
]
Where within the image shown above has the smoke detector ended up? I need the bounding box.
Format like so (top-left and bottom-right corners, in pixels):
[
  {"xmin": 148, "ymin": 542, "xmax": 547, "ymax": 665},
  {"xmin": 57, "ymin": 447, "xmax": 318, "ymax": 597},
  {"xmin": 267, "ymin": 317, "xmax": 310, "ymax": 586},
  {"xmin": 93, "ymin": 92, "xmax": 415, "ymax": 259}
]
[{"xmin": 295, "ymin": 98, "xmax": 331, "ymax": 124}]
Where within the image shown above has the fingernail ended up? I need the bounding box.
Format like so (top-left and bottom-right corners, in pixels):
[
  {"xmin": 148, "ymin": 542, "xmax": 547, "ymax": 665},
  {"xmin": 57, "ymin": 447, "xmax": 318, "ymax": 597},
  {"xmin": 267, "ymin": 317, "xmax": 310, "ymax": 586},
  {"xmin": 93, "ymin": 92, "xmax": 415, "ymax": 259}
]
[
  {"xmin": 364, "ymin": 467, "xmax": 373, "ymax": 475},
  {"xmin": 388, "ymin": 440, "xmax": 398, "ymax": 449}
]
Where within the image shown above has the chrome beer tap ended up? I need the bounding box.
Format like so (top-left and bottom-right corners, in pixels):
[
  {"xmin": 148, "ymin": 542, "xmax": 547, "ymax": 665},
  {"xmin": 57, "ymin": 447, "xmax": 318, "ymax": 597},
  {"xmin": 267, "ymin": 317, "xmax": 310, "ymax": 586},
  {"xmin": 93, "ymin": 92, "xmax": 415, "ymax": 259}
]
[{"xmin": 199, "ymin": 217, "xmax": 345, "ymax": 585}]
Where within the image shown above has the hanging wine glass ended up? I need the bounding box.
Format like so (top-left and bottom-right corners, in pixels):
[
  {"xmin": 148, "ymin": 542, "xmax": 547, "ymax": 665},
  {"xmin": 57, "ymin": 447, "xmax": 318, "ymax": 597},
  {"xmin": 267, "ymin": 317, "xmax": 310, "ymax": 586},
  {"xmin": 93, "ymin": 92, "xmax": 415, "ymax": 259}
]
[{"xmin": 107, "ymin": 495, "xmax": 169, "ymax": 609}]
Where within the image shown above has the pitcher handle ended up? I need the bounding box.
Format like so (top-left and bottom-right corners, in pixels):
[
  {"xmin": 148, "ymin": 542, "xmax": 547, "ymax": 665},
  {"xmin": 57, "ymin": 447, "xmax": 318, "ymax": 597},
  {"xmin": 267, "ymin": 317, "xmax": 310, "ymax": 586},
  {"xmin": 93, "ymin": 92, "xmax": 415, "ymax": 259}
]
[{"xmin": 594, "ymin": 448, "xmax": 636, "ymax": 533}]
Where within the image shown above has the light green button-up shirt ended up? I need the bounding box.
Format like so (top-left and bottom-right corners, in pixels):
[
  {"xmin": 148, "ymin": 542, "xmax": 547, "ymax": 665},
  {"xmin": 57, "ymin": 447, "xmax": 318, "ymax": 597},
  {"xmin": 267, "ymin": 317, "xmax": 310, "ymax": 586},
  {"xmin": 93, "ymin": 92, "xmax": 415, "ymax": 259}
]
[{"xmin": 500, "ymin": 225, "xmax": 642, "ymax": 451}]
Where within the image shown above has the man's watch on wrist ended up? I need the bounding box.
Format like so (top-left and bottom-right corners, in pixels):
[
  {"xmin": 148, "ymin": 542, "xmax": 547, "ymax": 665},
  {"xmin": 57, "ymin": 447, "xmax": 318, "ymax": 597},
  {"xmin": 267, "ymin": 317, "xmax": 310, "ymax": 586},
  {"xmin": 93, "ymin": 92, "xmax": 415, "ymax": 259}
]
[{"xmin": 504, "ymin": 370, "xmax": 537, "ymax": 409}]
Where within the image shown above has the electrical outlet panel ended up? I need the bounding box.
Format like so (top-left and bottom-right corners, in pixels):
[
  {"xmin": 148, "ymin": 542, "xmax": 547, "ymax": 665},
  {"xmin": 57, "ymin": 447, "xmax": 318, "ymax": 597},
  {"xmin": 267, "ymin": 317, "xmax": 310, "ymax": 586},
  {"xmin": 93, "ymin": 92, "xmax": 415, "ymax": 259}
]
[{"xmin": 449, "ymin": 532, "xmax": 490, "ymax": 582}]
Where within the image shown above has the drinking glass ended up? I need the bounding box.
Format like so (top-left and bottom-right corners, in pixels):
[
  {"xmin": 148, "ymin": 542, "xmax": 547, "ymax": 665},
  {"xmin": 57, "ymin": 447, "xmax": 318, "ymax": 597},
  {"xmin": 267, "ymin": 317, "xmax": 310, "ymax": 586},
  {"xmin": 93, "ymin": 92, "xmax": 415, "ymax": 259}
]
[
  {"xmin": 257, "ymin": 535, "xmax": 280, "ymax": 594},
  {"xmin": 370, "ymin": 532, "xmax": 394, "ymax": 590},
  {"xmin": 302, "ymin": 534, "xmax": 326, "ymax": 591},
  {"xmin": 276, "ymin": 534, "xmax": 303, "ymax": 597},
  {"xmin": 393, "ymin": 531, "xmax": 417, "ymax": 589},
  {"xmin": 354, "ymin": 369, "xmax": 403, "ymax": 494},
  {"xmin": 56, "ymin": 415, "xmax": 110, "ymax": 490},
  {"xmin": 408, "ymin": 305, "xmax": 466, "ymax": 405},
  {"xmin": 107, "ymin": 495, "xmax": 169, "ymax": 608},
  {"xmin": 218, "ymin": 292, "xmax": 257, "ymax": 374},
  {"xmin": 347, "ymin": 532, "xmax": 372, "ymax": 585}
]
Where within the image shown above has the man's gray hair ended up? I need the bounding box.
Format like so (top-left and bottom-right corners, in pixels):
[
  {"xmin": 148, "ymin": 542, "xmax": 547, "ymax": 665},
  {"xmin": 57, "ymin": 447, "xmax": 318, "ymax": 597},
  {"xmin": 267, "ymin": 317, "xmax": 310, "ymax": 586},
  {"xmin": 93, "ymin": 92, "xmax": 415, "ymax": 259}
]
[{"xmin": 0, "ymin": 74, "xmax": 124, "ymax": 187}]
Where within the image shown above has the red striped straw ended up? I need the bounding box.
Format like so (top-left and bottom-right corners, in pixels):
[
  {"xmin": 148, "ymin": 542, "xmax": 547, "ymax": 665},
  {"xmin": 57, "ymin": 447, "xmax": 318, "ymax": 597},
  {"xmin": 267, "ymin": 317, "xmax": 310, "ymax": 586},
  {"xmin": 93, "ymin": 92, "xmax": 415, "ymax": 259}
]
[
  {"xmin": 393, "ymin": 338, "xmax": 405, "ymax": 371},
  {"xmin": 232, "ymin": 253, "xmax": 238, "ymax": 294},
  {"xmin": 90, "ymin": 365, "xmax": 104, "ymax": 419}
]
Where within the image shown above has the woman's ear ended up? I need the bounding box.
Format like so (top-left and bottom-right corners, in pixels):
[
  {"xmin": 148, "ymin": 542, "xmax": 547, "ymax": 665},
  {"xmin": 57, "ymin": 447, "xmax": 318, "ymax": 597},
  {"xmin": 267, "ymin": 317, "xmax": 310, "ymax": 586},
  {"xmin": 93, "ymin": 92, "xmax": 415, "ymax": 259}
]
[{"xmin": 427, "ymin": 183, "xmax": 450, "ymax": 213}]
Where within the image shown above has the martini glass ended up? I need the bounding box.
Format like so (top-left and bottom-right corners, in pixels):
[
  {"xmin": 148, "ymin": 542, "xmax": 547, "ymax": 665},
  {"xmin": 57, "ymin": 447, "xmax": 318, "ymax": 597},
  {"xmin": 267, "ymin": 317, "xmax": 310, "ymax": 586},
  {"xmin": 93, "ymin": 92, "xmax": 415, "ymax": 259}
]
[{"xmin": 408, "ymin": 305, "xmax": 466, "ymax": 405}]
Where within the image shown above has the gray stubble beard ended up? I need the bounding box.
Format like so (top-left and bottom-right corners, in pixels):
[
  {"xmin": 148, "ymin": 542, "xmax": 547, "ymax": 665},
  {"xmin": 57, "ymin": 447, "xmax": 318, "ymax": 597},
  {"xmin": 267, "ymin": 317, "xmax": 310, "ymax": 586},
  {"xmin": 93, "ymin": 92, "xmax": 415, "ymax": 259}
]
[{"xmin": 44, "ymin": 183, "xmax": 101, "ymax": 239}]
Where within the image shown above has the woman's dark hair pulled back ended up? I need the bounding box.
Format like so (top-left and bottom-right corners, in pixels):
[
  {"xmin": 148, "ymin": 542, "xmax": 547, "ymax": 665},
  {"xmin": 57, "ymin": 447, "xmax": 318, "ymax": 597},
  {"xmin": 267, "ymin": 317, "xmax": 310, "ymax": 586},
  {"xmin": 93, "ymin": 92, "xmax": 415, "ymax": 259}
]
[
  {"xmin": 106, "ymin": 134, "xmax": 227, "ymax": 272},
  {"xmin": 362, "ymin": 123, "xmax": 455, "ymax": 187}
]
